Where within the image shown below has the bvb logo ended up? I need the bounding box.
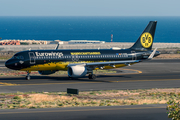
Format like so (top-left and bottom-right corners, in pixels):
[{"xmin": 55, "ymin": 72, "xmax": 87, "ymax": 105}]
[{"xmin": 140, "ymin": 32, "xmax": 153, "ymax": 48}]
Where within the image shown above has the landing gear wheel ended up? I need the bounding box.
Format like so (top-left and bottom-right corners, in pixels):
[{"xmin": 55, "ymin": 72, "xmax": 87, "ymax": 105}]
[
  {"xmin": 26, "ymin": 76, "xmax": 30, "ymax": 80},
  {"xmin": 92, "ymin": 74, "xmax": 96, "ymax": 79},
  {"xmin": 89, "ymin": 74, "xmax": 96, "ymax": 79},
  {"xmin": 68, "ymin": 76, "xmax": 72, "ymax": 80},
  {"xmin": 26, "ymin": 71, "xmax": 31, "ymax": 80}
]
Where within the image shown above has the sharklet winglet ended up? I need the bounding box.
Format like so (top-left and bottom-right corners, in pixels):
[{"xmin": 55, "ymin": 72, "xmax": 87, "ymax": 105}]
[
  {"xmin": 148, "ymin": 48, "xmax": 157, "ymax": 60},
  {"xmin": 55, "ymin": 43, "xmax": 59, "ymax": 50}
]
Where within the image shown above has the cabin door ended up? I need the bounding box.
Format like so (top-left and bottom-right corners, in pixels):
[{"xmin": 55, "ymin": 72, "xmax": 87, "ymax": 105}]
[
  {"xmin": 29, "ymin": 52, "xmax": 36, "ymax": 64},
  {"xmin": 131, "ymin": 51, "xmax": 137, "ymax": 60}
]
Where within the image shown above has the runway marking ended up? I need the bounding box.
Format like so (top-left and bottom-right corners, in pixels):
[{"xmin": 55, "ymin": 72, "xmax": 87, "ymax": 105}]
[
  {"xmin": 120, "ymin": 68, "xmax": 142, "ymax": 74},
  {"xmin": 0, "ymin": 78, "xmax": 180, "ymax": 86},
  {"xmin": 0, "ymin": 82, "xmax": 19, "ymax": 86},
  {"xmin": 101, "ymin": 68, "xmax": 142, "ymax": 76},
  {"xmin": 0, "ymin": 106, "xmax": 166, "ymax": 114}
]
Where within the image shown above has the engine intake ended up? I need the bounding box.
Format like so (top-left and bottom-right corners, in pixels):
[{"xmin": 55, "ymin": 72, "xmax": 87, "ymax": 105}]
[{"xmin": 68, "ymin": 65, "xmax": 87, "ymax": 77}]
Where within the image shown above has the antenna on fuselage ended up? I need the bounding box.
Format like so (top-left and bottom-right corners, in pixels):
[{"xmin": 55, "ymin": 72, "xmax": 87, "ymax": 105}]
[{"xmin": 55, "ymin": 43, "xmax": 59, "ymax": 50}]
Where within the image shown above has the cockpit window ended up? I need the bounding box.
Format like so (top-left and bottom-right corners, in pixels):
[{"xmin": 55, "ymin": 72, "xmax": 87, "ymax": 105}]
[{"xmin": 12, "ymin": 55, "xmax": 24, "ymax": 60}]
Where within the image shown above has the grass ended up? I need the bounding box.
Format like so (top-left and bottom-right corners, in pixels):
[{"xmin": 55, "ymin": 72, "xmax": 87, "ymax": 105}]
[
  {"xmin": 0, "ymin": 54, "xmax": 12, "ymax": 60},
  {"xmin": 0, "ymin": 57, "xmax": 11, "ymax": 60},
  {"xmin": 0, "ymin": 88, "xmax": 180, "ymax": 109}
]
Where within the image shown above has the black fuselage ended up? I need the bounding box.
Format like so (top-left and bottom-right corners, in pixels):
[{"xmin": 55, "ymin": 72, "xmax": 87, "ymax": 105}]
[{"xmin": 5, "ymin": 48, "xmax": 160, "ymax": 71}]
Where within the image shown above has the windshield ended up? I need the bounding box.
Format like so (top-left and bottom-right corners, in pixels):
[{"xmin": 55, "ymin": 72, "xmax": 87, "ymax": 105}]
[{"xmin": 12, "ymin": 55, "xmax": 24, "ymax": 60}]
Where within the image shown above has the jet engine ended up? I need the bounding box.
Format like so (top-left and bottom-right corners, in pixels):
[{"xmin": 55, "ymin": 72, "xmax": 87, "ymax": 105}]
[
  {"xmin": 38, "ymin": 70, "xmax": 57, "ymax": 75},
  {"xmin": 68, "ymin": 65, "xmax": 87, "ymax": 77}
]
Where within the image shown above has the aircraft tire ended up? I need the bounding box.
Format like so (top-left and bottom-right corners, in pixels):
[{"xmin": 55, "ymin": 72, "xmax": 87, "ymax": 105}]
[
  {"xmin": 68, "ymin": 76, "xmax": 72, "ymax": 80},
  {"xmin": 88, "ymin": 74, "xmax": 92, "ymax": 79},
  {"xmin": 26, "ymin": 76, "xmax": 30, "ymax": 80},
  {"xmin": 89, "ymin": 74, "xmax": 96, "ymax": 79},
  {"xmin": 91, "ymin": 74, "xmax": 96, "ymax": 79}
]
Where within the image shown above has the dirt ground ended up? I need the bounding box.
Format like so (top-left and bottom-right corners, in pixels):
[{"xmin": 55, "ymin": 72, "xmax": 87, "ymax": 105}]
[
  {"xmin": 0, "ymin": 88, "xmax": 179, "ymax": 109},
  {"xmin": 155, "ymin": 54, "xmax": 180, "ymax": 59}
]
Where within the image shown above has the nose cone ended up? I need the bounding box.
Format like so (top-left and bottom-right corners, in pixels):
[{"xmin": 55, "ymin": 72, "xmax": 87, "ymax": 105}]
[
  {"xmin": 5, "ymin": 60, "xmax": 10, "ymax": 68},
  {"xmin": 5, "ymin": 59, "xmax": 13, "ymax": 69},
  {"xmin": 5, "ymin": 59, "xmax": 20, "ymax": 70}
]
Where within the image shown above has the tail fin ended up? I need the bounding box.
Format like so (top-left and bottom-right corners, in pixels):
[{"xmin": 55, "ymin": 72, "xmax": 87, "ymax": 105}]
[{"xmin": 130, "ymin": 21, "xmax": 157, "ymax": 51}]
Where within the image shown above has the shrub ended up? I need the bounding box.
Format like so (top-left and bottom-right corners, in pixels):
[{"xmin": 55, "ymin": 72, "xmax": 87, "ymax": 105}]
[
  {"xmin": 167, "ymin": 100, "xmax": 180, "ymax": 120},
  {"xmin": 58, "ymin": 103, "xmax": 63, "ymax": 106},
  {"xmin": 99, "ymin": 103, "xmax": 105, "ymax": 106},
  {"xmin": 0, "ymin": 103, "xmax": 4, "ymax": 106},
  {"xmin": 107, "ymin": 104, "xmax": 111, "ymax": 106},
  {"xmin": 13, "ymin": 96, "xmax": 21, "ymax": 99},
  {"xmin": 91, "ymin": 101, "xmax": 97, "ymax": 104}
]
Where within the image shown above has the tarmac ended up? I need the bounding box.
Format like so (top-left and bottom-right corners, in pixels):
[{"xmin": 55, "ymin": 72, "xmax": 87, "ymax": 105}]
[
  {"xmin": 0, "ymin": 104, "xmax": 168, "ymax": 120},
  {"xmin": 0, "ymin": 59, "xmax": 178, "ymax": 120},
  {"xmin": 0, "ymin": 59, "xmax": 180, "ymax": 93}
]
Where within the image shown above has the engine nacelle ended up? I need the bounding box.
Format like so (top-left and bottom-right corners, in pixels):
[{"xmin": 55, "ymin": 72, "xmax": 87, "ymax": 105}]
[
  {"xmin": 68, "ymin": 65, "xmax": 87, "ymax": 77},
  {"xmin": 38, "ymin": 70, "xmax": 56, "ymax": 75}
]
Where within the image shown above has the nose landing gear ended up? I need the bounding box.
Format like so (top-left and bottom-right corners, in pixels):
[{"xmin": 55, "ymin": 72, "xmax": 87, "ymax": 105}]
[{"xmin": 26, "ymin": 71, "xmax": 31, "ymax": 80}]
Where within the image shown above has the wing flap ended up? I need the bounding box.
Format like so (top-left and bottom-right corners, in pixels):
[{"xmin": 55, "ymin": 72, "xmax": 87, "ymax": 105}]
[
  {"xmin": 68, "ymin": 60, "xmax": 140, "ymax": 69},
  {"xmin": 86, "ymin": 60, "xmax": 140, "ymax": 66}
]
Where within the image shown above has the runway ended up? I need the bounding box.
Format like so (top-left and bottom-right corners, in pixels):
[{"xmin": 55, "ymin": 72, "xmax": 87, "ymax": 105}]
[
  {"xmin": 0, "ymin": 60, "xmax": 5, "ymax": 67},
  {"xmin": 0, "ymin": 104, "xmax": 168, "ymax": 120},
  {"xmin": 0, "ymin": 59, "xmax": 180, "ymax": 93},
  {"xmin": 0, "ymin": 59, "xmax": 178, "ymax": 120}
]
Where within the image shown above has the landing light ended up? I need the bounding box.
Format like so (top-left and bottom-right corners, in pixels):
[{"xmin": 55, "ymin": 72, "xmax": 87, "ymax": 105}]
[
  {"xmin": 100, "ymin": 67, "xmax": 104, "ymax": 69},
  {"xmin": 110, "ymin": 65, "xmax": 115, "ymax": 68},
  {"xmin": 125, "ymin": 63, "xmax": 131, "ymax": 66}
]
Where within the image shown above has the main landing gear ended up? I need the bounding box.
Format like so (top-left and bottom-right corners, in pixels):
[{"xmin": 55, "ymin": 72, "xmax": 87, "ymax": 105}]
[
  {"xmin": 88, "ymin": 69, "xmax": 96, "ymax": 79},
  {"xmin": 68, "ymin": 75, "xmax": 72, "ymax": 80},
  {"xmin": 26, "ymin": 71, "xmax": 31, "ymax": 80},
  {"xmin": 88, "ymin": 74, "xmax": 96, "ymax": 79}
]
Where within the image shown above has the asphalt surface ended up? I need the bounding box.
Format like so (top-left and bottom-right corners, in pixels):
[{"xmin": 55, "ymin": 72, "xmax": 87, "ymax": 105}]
[
  {"xmin": 0, "ymin": 59, "xmax": 180, "ymax": 93},
  {"xmin": 0, "ymin": 104, "xmax": 169, "ymax": 120},
  {"xmin": 0, "ymin": 60, "xmax": 5, "ymax": 67},
  {"xmin": 0, "ymin": 59, "xmax": 178, "ymax": 120}
]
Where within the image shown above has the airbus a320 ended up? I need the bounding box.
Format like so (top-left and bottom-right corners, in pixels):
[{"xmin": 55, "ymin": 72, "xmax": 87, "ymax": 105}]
[{"xmin": 5, "ymin": 21, "xmax": 160, "ymax": 80}]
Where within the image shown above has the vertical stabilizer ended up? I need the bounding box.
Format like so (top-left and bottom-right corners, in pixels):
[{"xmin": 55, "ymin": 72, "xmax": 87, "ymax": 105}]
[{"xmin": 130, "ymin": 21, "xmax": 157, "ymax": 51}]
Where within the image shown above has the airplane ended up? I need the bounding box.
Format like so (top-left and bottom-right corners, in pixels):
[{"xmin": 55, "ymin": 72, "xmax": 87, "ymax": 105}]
[{"xmin": 5, "ymin": 21, "xmax": 160, "ymax": 80}]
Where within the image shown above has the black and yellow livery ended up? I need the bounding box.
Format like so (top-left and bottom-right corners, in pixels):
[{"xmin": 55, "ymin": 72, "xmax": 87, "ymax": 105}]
[{"xmin": 5, "ymin": 21, "xmax": 160, "ymax": 80}]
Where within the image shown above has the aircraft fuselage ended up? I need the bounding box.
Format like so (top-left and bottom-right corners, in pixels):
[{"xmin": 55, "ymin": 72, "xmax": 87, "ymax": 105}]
[{"xmin": 5, "ymin": 48, "xmax": 159, "ymax": 71}]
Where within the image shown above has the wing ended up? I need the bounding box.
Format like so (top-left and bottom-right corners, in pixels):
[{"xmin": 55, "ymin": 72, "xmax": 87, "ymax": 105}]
[{"xmin": 68, "ymin": 60, "xmax": 140, "ymax": 69}]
